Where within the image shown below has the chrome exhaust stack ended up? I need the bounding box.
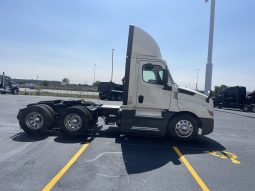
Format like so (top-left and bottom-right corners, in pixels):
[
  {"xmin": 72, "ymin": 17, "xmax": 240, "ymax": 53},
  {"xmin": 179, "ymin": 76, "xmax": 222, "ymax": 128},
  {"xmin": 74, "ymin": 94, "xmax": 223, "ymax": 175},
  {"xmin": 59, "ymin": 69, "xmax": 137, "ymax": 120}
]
[{"xmin": 2, "ymin": 72, "xmax": 5, "ymax": 88}]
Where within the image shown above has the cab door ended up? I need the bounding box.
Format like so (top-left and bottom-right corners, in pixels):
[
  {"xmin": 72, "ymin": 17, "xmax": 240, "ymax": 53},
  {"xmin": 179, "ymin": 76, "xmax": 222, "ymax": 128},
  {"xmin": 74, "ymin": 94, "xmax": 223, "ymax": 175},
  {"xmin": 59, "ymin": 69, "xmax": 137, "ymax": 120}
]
[{"xmin": 136, "ymin": 60, "xmax": 171, "ymax": 112}]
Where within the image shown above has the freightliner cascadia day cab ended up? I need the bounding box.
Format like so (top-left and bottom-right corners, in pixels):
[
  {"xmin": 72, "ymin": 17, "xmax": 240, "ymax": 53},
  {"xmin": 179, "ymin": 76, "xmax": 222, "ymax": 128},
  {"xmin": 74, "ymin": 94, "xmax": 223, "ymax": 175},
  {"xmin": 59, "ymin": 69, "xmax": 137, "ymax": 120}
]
[{"xmin": 17, "ymin": 25, "xmax": 214, "ymax": 140}]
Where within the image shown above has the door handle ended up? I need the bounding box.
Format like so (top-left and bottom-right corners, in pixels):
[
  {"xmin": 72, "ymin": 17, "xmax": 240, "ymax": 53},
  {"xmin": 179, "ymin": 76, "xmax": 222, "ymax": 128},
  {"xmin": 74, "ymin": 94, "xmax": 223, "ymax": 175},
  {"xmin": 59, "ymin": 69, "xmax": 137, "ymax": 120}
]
[{"xmin": 138, "ymin": 95, "xmax": 144, "ymax": 103}]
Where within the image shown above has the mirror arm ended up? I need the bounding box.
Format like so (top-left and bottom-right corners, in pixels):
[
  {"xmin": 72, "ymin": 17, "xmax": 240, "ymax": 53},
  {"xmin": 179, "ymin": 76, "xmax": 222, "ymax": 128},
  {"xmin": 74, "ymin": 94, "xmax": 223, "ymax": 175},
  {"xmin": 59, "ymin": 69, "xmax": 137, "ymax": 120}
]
[{"xmin": 163, "ymin": 85, "xmax": 172, "ymax": 91}]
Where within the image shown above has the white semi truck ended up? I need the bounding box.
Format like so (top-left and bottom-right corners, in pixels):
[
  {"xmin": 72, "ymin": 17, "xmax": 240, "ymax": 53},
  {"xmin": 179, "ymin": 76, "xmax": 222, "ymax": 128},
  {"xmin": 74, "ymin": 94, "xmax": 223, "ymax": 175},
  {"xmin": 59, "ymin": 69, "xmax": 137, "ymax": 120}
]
[{"xmin": 17, "ymin": 25, "xmax": 214, "ymax": 140}]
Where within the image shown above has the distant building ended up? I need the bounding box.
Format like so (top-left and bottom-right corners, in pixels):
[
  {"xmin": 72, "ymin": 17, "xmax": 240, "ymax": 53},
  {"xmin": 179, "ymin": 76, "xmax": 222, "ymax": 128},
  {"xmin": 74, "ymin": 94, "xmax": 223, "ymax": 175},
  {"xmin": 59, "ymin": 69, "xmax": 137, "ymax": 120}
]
[{"xmin": 13, "ymin": 79, "xmax": 62, "ymax": 87}]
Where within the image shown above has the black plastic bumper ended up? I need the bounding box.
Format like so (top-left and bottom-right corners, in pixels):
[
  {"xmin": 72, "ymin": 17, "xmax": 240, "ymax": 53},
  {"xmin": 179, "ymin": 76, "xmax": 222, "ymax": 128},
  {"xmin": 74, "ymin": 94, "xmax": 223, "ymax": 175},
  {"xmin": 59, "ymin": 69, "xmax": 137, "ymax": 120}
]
[{"xmin": 200, "ymin": 118, "xmax": 214, "ymax": 135}]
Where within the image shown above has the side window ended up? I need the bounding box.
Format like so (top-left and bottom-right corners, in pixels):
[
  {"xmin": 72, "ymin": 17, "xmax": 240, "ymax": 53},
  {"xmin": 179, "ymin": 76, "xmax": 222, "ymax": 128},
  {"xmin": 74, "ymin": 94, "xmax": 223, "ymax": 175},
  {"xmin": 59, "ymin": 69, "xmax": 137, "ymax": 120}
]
[{"xmin": 142, "ymin": 64, "xmax": 163, "ymax": 85}]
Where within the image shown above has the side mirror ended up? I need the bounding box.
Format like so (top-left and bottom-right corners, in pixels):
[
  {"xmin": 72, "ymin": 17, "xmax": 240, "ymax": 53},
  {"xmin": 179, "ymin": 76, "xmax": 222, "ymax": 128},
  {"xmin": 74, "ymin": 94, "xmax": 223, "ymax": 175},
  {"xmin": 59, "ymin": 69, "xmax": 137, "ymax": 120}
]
[
  {"xmin": 206, "ymin": 90, "xmax": 213, "ymax": 103},
  {"xmin": 162, "ymin": 69, "xmax": 168, "ymax": 85}
]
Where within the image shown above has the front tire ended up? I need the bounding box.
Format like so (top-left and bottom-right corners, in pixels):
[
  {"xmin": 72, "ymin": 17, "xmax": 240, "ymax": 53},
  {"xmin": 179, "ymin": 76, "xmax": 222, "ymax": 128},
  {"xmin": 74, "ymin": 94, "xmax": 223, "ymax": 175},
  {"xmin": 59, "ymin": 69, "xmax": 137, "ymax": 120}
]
[
  {"xmin": 12, "ymin": 89, "xmax": 19, "ymax": 95},
  {"xmin": 168, "ymin": 114, "xmax": 198, "ymax": 140},
  {"xmin": 243, "ymin": 105, "xmax": 250, "ymax": 112}
]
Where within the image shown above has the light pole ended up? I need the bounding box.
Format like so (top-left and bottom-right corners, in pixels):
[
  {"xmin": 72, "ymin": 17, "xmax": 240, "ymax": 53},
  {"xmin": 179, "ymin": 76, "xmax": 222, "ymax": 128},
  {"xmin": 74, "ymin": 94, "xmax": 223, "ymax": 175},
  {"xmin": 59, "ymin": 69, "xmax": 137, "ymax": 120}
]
[
  {"xmin": 196, "ymin": 69, "xmax": 199, "ymax": 91},
  {"xmin": 204, "ymin": 0, "xmax": 215, "ymax": 95},
  {"xmin": 111, "ymin": 48, "xmax": 114, "ymax": 82},
  {"xmin": 93, "ymin": 64, "xmax": 96, "ymax": 84}
]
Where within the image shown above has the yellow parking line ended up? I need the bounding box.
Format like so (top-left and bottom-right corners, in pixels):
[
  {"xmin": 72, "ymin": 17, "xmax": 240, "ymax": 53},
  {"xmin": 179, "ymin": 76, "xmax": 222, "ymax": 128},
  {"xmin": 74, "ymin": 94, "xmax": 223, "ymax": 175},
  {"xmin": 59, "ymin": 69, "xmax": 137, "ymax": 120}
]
[
  {"xmin": 173, "ymin": 146, "xmax": 210, "ymax": 191},
  {"xmin": 42, "ymin": 143, "xmax": 90, "ymax": 191}
]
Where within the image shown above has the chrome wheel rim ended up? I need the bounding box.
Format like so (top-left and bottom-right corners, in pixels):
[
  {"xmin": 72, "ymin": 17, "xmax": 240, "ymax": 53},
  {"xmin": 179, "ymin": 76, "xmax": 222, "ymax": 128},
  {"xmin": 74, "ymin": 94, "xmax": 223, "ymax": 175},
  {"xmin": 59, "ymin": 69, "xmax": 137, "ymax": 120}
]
[
  {"xmin": 25, "ymin": 112, "xmax": 44, "ymax": 130},
  {"xmin": 175, "ymin": 120, "xmax": 193, "ymax": 138},
  {"xmin": 64, "ymin": 113, "xmax": 82, "ymax": 131}
]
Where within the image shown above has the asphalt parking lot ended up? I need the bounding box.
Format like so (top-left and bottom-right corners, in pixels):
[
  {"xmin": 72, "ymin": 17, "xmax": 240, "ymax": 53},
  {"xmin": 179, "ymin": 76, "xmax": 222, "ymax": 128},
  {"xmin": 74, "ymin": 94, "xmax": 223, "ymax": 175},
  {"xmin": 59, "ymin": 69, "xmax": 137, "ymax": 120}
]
[{"xmin": 0, "ymin": 95, "xmax": 255, "ymax": 191}]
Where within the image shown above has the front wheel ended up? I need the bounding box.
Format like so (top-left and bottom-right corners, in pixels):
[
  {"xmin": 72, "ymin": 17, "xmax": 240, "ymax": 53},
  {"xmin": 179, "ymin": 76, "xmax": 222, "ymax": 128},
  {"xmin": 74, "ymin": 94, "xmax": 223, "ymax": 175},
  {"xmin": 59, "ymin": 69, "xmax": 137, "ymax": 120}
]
[
  {"xmin": 12, "ymin": 89, "xmax": 19, "ymax": 95},
  {"xmin": 243, "ymin": 105, "xmax": 250, "ymax": 112},
  {"xmin": 168, "ymin": 114, "xmax": 198, "ymax": 141}
]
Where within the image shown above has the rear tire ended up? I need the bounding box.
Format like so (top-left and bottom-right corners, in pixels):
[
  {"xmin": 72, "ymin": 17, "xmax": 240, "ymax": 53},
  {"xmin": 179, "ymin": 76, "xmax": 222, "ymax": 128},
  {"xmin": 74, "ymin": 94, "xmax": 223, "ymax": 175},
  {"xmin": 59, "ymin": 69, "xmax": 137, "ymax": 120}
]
[
  {"xmin": 58, "ymin": 106, "xmax": 91, "ymax": 136},
  {"xmin": 38, "ymin": 104, "xmax": 55, "ymax": 118},
  {"xmin": 38, "ymin": 104, "xmax": 56, "ymax": 128},
  {"xmin": 99, "ymin": 94, "xmax": 105, "ymax": 100},
  {"xmin": 18, "ymin": 105, "xmax": 54, "ymax": 135},
  {"xmin": 168, "ymin": 114, "xmax": 198, "ymax": 141}
]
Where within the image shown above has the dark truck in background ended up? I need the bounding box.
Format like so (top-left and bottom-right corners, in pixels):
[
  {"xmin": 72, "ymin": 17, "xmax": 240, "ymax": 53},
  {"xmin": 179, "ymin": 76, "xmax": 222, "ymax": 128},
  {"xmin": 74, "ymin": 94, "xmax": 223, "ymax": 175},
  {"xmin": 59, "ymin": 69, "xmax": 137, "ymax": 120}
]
[
  {"xmin": 98, "ymin": 82, "xmax": 123, "ymax": 101},
  {"xmin": 213, "ymin": 86, "xmax": 255, "ymax": 112},
  {"xmin": 0, "ymin": 72, "xmax": 19, "ymax": 95}
]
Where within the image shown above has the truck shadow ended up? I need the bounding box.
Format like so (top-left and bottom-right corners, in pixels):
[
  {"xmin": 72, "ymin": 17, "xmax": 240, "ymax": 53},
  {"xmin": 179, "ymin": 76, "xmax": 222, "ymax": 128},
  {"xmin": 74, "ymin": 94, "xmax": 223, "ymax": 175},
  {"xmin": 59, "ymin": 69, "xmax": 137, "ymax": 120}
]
[
  {"xmin": 119, "ymin": 135, "xmax": 225, "ymax": 174},
  {"xmin": 11, "ymin": 132, "xmax": 50, "ymax": 142},
  {"xmin": 11, "ymin": 125, "xmax": 225, "ymax": 174},
  {"xmin": 11, "ymin": 130, "xmax": 90, "ymax": 144},
  {"xmin": 94, "ymin": 126, "xmax": 226, "ymax": 174}
]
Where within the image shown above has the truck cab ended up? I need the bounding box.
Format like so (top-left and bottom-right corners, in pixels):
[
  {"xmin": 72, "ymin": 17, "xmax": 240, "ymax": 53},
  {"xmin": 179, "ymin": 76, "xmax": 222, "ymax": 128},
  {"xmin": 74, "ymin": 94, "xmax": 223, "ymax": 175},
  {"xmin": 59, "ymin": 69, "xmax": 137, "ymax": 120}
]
[{"xmin": 120, "ymin": 25, "xmax": 214, "ymax": 138}]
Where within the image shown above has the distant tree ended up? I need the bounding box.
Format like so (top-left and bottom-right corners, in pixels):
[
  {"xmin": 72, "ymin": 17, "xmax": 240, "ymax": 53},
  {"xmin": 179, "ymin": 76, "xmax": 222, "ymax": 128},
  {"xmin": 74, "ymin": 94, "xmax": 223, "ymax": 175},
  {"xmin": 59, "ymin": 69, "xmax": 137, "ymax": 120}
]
[
  {"xmin": 62, "ymin": 78, "xmax": 70, "ymax": 85},
  {"xmin": 40, "ymin": 80, "xmax": 49, "ymax": 87},
  {"xmin": 93, "ymin": 81, "xmax": 100, "ymax": 87},
  {"xmin": 214, "ymin": 85, "xmax": 228, "ymax": 96}
]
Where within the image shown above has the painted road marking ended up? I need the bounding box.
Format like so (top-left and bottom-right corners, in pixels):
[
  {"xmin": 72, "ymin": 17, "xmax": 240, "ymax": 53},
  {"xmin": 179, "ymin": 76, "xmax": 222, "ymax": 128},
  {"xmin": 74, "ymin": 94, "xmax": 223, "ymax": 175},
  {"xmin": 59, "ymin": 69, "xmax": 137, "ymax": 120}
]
[
  {"xmin": 207, "ymin": 151, "xmax": 240, "ymax": 164},
  {"xmin": 173, "ymin": 146, "xmax": 210, "ymax": 191},
  {"xmin": 42, "ymin": 143, "xmax": 90, "ymax": 191}
]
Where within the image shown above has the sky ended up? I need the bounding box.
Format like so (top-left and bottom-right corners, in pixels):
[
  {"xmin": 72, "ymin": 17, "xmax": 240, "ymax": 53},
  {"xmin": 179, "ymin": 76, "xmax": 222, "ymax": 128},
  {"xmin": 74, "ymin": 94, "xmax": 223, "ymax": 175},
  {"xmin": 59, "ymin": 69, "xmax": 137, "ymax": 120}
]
[{"xmin": 0, "ymin": 0, "xmax": 254, "ymax": 91}]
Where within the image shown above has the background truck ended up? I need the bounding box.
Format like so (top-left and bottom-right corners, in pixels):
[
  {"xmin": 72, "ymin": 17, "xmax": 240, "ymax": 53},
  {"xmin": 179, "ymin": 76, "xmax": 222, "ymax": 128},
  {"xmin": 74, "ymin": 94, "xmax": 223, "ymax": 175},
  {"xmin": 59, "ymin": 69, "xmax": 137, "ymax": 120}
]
[
  {"xmin": 17, "ymin": 25, "xmax": 214, "ymax": 141},
  {"xmin": 0, "ymin": 72, "xmax": 19, "ymax": 95},
  {"xmin": 213, "ymin": 86, "xmax": 255, "ymax": 112},
  {"xmin": 98, "ymin": 82, "xmax": 123, "ymax": 101}
]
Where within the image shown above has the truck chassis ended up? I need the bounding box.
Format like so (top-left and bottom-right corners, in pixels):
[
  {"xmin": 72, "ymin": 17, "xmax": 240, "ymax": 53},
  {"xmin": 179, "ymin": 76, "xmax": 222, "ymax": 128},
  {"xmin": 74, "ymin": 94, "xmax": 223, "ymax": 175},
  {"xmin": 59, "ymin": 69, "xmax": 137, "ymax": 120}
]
[{"xmin": 17, "ymin": 100, "xmax": 120, "ymax": 136}]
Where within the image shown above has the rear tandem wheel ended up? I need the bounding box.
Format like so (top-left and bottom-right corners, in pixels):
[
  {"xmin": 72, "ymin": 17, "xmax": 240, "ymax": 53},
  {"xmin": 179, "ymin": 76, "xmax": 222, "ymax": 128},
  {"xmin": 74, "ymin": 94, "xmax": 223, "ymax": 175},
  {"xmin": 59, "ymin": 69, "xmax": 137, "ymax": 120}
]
[
  {"xmin": 58, "ymin": 106, "xmax": 91, "ymax": 136},
  {"xmin": 18, "ymin": 105, "xmax": 54, "ymax": 135}
]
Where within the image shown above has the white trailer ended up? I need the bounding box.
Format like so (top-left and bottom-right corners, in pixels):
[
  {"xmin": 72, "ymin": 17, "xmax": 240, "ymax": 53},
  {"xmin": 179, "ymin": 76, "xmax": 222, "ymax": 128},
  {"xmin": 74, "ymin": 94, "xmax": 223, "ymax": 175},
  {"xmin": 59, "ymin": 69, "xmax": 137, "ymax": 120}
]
[{"xmin": 17, "ymin": 25, "xmax": 214, "ymax": 140}]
